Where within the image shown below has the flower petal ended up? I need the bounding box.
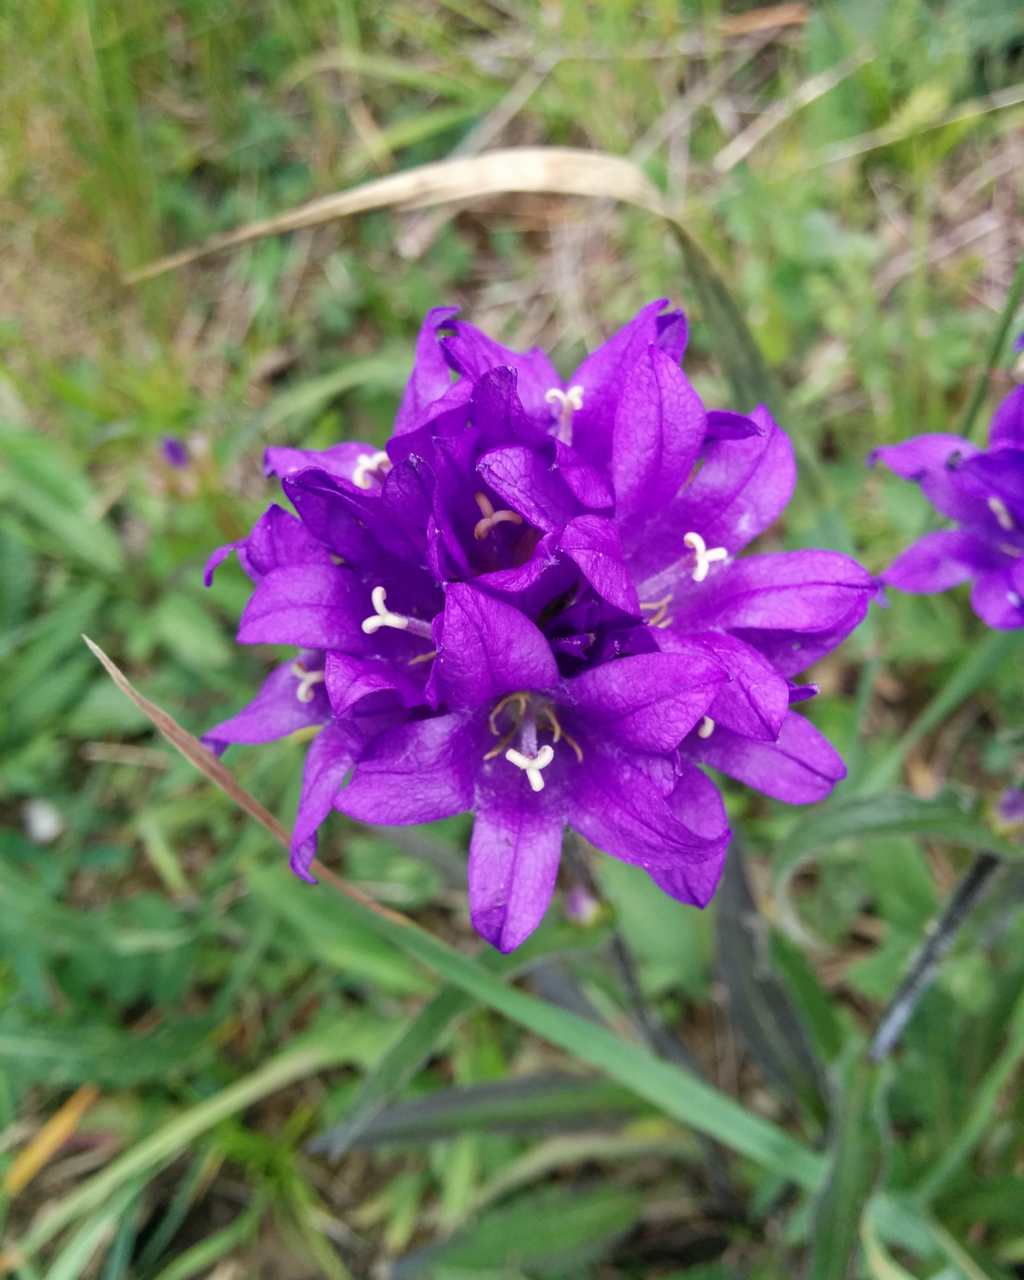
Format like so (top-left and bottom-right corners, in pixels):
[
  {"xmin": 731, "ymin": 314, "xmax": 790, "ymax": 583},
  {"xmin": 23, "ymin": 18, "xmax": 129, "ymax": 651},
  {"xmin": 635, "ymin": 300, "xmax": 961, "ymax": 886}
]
[
  {"xmin": 325, "ymin": 651, "xmax": 426, "ymax": 716},
  {"xmin": 970, "ymin": 560, "xmax": 1024, "ymax": 630},
  {"xmin": 990, "ymin": 386, "xmax": 1024, "ymax": 450},
  {"xmin": 646, "ymin": 764, "xmax": 730, "ymax": 907},
  {"xmin": 442, "ymin": 322, "xmax": 560, "ymax": 422},
  {"xmin": 204, "ymin": 504, "xmax": 331, "ymax": 586},
  {"xmin": 705, "ymin": 409, "xmax": 763, "ymax": 441},
  {"xmin": 684, "ymin": 550, "xmax": 875, "ymax": 635},
  {"xmin": 237, "ymin": 563, "xmax": 365, "ymax": 650},
  {"xmin": 290, "ymin": 721, "xmax": 365, "ymax": 882},
  {"xmin": 571, "ymin": 748, "xmax": 725, "ymax": 866},
  {"xmin": 611, "ymin": 346, "xmax": 705, "ymax": 523},
  {"xmin": 335, "ymin": 712, "xmax": 477, "ymax": 824},
  {"xmin": 202, "ymin": 659, "xmax": 326, "ymax": 754},
  {"xmin": 429, "ymin": 583, "xmax": 558, "ymax": 709},
  {"xmin": 869, "ymin": 433, "xmax": 975, "ymax": 479},
  {"xmin": 393, "ymin": 305, "xmax": 461, "ymax": 436},
  {"xmin": 557, "ymin": 516, "xmax": 639, "ymax": 616},
  {"xmin": 692, "ymin": 711, "xmax": 845, "ymax": 803},
  {"xmin": 470, "ymin": 367, "xmax": 552, "ymax": 450},
  {"xmin": 883, "ymin": 530, "xmax": 1001, "ymax": 593},
  {"xmin": 264, "ymin": 441, "xmax": 380, "ymax": 482},
  {"xmin": 468, "ymin": 777, "xmax": 564, "ymax": 952},
  {"xmin": 630, "ymin": 405, "xmax": 796, "ymax": 584},
  {"xmin": 476, "ymin": 445, "xmax": 581, "ymax": 532},
  {"xmin": 569, "ymin": 299, "xmax": 678, "ymax": 466},
  {"xmin": 565, "ymin": 650, "xmax": 726, "ymax": 752},
  {"xmin": 678, "ymin": 631, "xmax": 789, "ymax": 741}
]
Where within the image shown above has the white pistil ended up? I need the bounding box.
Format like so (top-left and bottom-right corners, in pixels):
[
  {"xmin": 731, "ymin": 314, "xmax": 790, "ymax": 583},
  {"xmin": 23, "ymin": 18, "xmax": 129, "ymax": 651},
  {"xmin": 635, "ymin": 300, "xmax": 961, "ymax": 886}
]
[
  {"xmin": 988, "ymin": 495, "xmax": 1015, "ymax": 531},
  {"xmin": 473, "ymin": 491, "xmax": 524, "ymax": 540},
  {"xmin": 505, "ymin": 744, "xmax": 555, "ymax": 793},
  {"xmin": 361, "ymin": 586, "xmax": 433, "ymax": 638},
  {"xmin": 683, "ymin": 531, "xmax": 728, "ymax": 583},
  {"xmin": 545, "ymin": 385, "xmax": 584, "ymax": 443},
  {"xmin": 697, "ymin": 715, "xmax": 716, "ymax": 739},
  {"xmin": 352, "ymin": 450, "xmax": 392, "ymax": 490},
  {"xmin": 290, "ymin": 662, "xmax": 326, "ymax": 703}
]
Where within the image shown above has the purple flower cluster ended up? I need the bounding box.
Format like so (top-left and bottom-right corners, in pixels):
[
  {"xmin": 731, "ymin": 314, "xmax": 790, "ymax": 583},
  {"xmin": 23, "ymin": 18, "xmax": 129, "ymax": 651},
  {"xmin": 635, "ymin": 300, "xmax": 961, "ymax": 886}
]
[
  {"xmin": 871, "ymin": 379, "xmax": 1024, "ymax": 630},
  {"xmin": 205, "ymin": 302, "xmax": 873, "ymax": 951}
]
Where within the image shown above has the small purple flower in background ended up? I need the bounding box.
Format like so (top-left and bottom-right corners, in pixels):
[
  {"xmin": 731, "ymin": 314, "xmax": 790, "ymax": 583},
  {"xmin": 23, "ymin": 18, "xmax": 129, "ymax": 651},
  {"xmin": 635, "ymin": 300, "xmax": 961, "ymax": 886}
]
[
  {"xmin": 870, "ymin": 378, "xmax": 1024, "ymax": 629},
  {"xmin": 205, "ymin": 301, "xmax": 873, "ymax": 950},
  {"xmin": 161, "ymin": 436, "xmax": 190, "ymax": 468},
  {"xmin": 998, "ymin": 787, "xmax": 1024, "ymax": 827}
]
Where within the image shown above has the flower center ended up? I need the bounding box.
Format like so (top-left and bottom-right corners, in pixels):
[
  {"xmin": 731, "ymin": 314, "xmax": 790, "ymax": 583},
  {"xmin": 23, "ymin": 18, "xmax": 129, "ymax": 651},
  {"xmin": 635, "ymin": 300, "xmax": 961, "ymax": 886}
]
[
  {"xmin": 484, "ymin": 692, "xmax": 582, "ymax": 790},
  {"xmin": 545, "ymin": 385, "xmax": 584, "ymax": 445},
  {"xmin": 683, "ymin": 531, "xmax": 728, "ymax": 582},
  {"xmin": 352, "ymin": 450, "xmax": 392, "ymax": 490},
  {"xmin": 473, "ymin": 491, "xmax": 524, "ymax": 540},
  {"xmin": 988, "ymin": 496, "xmax": 1015, "ymax": 532},
  {"xmin": 290, "ymin": 661, "xmax": 326, "ymax": 703},
  {"xmin": 360, "ymin": 585, "xmax": 434, "ymax": 639}
]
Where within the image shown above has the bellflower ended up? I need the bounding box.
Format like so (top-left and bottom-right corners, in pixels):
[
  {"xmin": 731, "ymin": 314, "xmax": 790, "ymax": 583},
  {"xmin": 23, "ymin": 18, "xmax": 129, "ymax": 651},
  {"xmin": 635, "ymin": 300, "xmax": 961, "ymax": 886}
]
[
  {"xmin": 205, "ymin": 301, "xmax": 873, "ymax": 951},
  {"xmin": 870, "ymin": 383, "xmax": 1024, "ymax": 629}
]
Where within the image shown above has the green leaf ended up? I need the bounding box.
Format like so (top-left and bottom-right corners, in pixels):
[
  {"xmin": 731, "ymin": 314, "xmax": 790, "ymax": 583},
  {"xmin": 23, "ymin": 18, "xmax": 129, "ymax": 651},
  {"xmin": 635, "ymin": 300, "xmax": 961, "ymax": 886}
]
[
  {"xmin": 0, "ymin": 426, "xmax": 124, "ymax": 573},
  {"xmin": 808, "ymin": 1056, "xmax": 885, "ymax": 1280},
  {"xmin": 337, "ymin": 1075, "xmax": 647, "ymax": 1147},
  {"xmin": 716, "ymin": 842, "xmax": 828, "ymax": 1123},
  {"xmin": 396, "ymin": 1184, "xmax": 643, "ymax": 1278}
]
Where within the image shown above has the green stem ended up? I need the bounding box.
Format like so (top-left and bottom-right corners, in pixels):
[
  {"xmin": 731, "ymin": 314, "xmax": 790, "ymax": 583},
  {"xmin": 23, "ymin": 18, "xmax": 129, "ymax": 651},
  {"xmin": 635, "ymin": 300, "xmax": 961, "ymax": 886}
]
[{"xmin": 960, "ymin": 253, "xmax": 1024, "ymax": 443}]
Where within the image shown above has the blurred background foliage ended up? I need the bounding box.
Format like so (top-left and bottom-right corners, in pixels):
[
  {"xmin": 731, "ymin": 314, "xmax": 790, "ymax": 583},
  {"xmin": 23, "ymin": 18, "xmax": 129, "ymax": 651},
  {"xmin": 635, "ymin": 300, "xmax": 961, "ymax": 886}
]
[{"xmin": 1, "ymin": 0, "xmax": 1023, "ymax": 1275}]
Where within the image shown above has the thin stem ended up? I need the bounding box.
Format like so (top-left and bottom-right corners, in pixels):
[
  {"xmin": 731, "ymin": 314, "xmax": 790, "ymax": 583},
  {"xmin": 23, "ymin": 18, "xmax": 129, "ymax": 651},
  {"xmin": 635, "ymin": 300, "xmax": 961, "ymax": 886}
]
[
  {"xmin": 868, "ymin": 853, "xmax": 1002, "ymax": 1062},
  {"xmin": 960, "ymin": 253, "xmax": 1024, "ymax": 443}
]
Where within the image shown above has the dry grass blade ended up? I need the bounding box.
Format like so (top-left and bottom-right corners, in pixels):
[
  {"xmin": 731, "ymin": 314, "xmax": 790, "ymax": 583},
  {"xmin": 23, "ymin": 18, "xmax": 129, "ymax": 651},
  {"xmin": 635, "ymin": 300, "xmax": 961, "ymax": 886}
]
[
  {"xmin": 125, "ymin": 148, "xmax": 665, "ymax": 283},
  {"xmin": 4, "ymin": 1086, "xmax": 100, "ymax": 1198},
  {"xmin": 81, "ymin": 635, "xmax": 411, "ymax": 927},
  {"xmin": 713, "ymin": 47, "xmax": 873, "ymax": 174}
]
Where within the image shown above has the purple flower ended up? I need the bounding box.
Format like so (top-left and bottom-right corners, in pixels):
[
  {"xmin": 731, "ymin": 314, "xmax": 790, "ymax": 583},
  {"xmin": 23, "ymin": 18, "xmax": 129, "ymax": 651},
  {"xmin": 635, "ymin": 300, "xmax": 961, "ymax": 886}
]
[
  {"xmin": 161, "ymin": 436, "xmax": 190, "ymax": 468},
  {"xmin": 871, "ymin": 387, "xmax": 1024, "ymax": 629},
  {"xmin": 999, "ymin": 787, "xmax": 1024, "ymax": 826},
  {"xmin": 205, "ymin": 302, "xmax": 872, "ymax": 950}
]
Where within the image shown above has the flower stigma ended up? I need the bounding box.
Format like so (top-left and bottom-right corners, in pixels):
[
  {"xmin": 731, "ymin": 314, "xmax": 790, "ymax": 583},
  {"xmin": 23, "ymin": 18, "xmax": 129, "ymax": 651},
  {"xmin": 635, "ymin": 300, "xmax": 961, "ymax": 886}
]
[
  {"xmin": 361, "ymin": 586, "xmax": 433, "ymax": 638},
  {"xmin": 545, "ymin": 385, "xmax": 584, "ymax": 444},
  {"xmin": 505, "ymin": 744, "xmax": 555, "ymax": 793},
  {"xmin": 683, "ymin": 531, "xmax": 728, "ymax": 582},
  {"xmin": 290, "ymin": 662, "xmax": 326, "ymax": 703},
  {"xmin": 473, "ymin": 491, "xmax": 524, "ymax": 540},
  {"xmin": 352, "ymin": 451, "xmax": 392, "ymax": 490},
  {"xmin": 697, "ymin": 715, "xmax": 716, "ymax": 739},
  {"xmin": 988, "ymin": 496, "xmax": 1015, "ymax": 532}
]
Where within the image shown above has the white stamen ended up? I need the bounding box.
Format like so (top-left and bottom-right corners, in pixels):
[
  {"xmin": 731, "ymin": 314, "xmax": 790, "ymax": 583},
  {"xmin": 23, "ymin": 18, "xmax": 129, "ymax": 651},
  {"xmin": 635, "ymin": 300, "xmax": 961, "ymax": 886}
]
[
  {"xmin": 683, "ymin": 531, "xmax": 728, "ymax": 583},
  {"xmin": 988, "ymin": 495, "xmax": 1015, "ymax": 531},
  {"xmin": 697, "ymin": 715, "xmax": 716, "ymax": 739},
  {"xmin": 361, "ymin": 585, "xmax": 433, "ymax": 638},
  {"xmin": 545, "ymin": 385, "xmax": 584, "ymax": 413},
  {"xmin": 290, "ymin": 662, "xmax": 326, "ymax": 703},
  {"xmin": 505, "ymin": 744, "xmax": 555, "ymax": 793},
  {"xmin": 545, "ymin": 385, "xmax": 584, "ymax": 443},
  {"xmin": 352, "ymin": 450, "xmax": 392, "ymax": 490}
]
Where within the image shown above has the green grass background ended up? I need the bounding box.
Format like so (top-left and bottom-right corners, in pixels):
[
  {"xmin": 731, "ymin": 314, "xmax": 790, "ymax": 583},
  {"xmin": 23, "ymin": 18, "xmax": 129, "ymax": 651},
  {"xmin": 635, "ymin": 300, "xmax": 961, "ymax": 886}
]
[{"xmin": 1, "ymin": 0, "xmax": 1023, "ymax": 1275}]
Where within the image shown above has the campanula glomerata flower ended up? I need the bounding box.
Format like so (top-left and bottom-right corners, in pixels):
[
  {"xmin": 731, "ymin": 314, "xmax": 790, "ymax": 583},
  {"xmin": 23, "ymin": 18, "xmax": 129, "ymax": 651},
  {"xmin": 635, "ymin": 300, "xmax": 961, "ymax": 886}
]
[
  {"xmin": 205, "ymin": 301, "xmax": 873, "ymax": 950},
  {"xmin": 871, "ymin": 381, "xmax": 1024, "ymax": 629}
]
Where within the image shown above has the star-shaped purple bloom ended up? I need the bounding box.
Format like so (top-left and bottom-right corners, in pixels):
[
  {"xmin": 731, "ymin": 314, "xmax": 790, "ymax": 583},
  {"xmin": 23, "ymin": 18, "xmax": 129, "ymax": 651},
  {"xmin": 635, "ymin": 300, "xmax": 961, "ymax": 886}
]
[
  {"xmin": 204, "ymin": 301, "xmax": 873, "ymax": 950},
  {"xmin": 870, "ymin": 383, "xmax": 1024, "ymax": 629}
]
